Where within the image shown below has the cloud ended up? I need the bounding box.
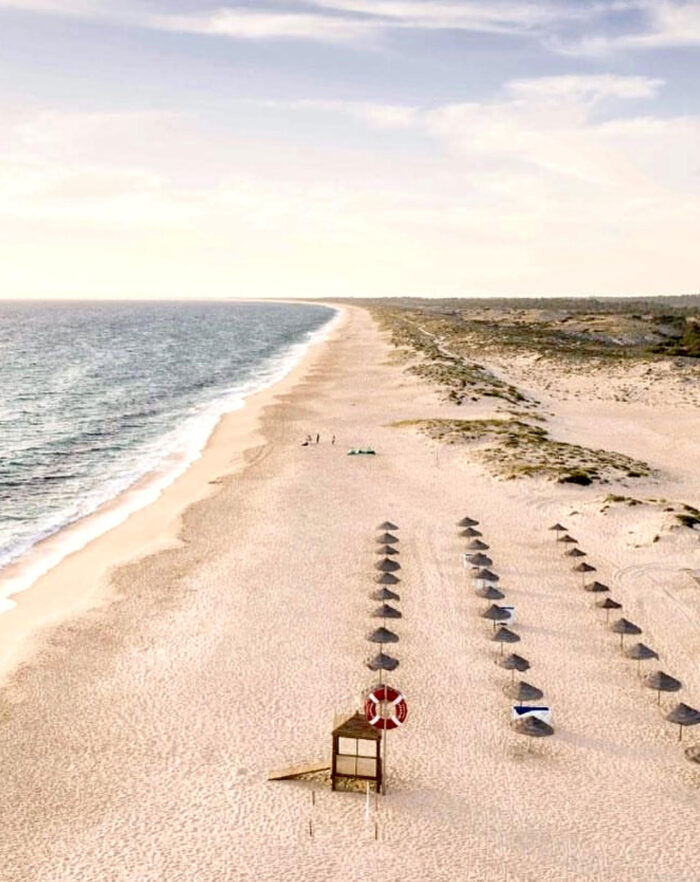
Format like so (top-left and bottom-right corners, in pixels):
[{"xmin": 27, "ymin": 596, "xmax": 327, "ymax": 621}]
[
  {"xmin": 0, "ymin": 0, "xmax": 639, "ymax": 47},
  {"xmin": 552, "ymin": 0, "xmax": 700, "ymax": 54},
  {"xmin": 146, "ymin": 8, "xmax": 370, "ymax": 43},
  {"xmin": 257, "ymin": 98, "xmax": 419, "ymax": 128},
  {"xmin": 2, "ymin": 81, "xmax": 699, "ymax": 299},
  {"xmin": 505, "ymin": 73, "xmax": 664, "ymax": 100}
]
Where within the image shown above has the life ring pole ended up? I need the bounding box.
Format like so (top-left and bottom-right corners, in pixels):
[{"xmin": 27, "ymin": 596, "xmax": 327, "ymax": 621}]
[{"xmin": 382, "ymin": 728, "xmax": 388, "ymax": 795}]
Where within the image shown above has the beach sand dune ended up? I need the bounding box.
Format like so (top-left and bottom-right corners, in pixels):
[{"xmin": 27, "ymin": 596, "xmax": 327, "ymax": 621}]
[{"xmin": 1, "ymin": 306, "xmax": 699, "ymax": 881}]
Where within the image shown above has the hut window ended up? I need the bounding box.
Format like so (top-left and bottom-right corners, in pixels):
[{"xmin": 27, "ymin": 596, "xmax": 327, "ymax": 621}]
[{"xmin": 335, "ymin": 737, "xmax": 377, "ymax": 777}]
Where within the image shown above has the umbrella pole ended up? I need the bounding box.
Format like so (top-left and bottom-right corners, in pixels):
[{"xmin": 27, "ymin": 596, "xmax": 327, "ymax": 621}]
[
  {"xmin": 679, "ymin": 725, "xmax": 683, "ymax": 742},
  {"xmin": 657, "ymin": 689, "xmax": 661, "ymax": 706}
]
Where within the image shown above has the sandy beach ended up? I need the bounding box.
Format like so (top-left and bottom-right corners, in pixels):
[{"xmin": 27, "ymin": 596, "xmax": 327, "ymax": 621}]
[{"xmin": 1, "ymin": 303, "xmax": 700, "ymax": 882}]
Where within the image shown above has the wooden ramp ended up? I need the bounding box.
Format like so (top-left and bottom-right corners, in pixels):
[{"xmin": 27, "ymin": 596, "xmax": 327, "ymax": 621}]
[{"xmin": 267, "ymin": 760, "xmax": 330, "ymax": 781}]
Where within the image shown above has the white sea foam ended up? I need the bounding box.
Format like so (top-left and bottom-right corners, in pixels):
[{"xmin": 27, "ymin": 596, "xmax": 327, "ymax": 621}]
[{"xmin": 0, "ymin": 306, "xmax": 339, "ymax": 613}]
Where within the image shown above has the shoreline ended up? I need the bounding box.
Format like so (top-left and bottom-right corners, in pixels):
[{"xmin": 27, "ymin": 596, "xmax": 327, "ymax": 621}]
[{"xmin": 0, "ymin": 303, "xmax": 343, "ymax": 685}]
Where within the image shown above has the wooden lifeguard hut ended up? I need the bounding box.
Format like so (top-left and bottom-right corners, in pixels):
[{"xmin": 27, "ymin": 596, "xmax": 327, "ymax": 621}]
[{"xmin": 331, "ymin": 712, "xmax": 382, "ymax": 792}]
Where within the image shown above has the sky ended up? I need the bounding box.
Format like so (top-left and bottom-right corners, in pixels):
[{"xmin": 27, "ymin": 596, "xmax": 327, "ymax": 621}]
[{"xmin": 1, "ymin": 0, "xmax": 699, "ymax": 299}]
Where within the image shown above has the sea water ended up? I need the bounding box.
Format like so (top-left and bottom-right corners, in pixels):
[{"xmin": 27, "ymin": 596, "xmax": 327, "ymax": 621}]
[{"xmin": 0, "ymin": 300, "xmax": 335, "ymax": 609}]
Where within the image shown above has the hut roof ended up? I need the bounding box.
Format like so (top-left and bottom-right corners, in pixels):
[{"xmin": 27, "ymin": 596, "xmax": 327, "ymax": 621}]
[
  {"xmin": 467, "ymin": 539, "xmax": 490, "ymax": 551},
  {"xmin": 378, "ymin": 522, "xmax": 398, "ymax": 531},
  {"xmin": 597, "ymin": 597, "xmax": 622, "ymax": 609},
  {"xmin": 549, "ymin": 523, "xmax": 567, "ymax": 532},
  {"xmin": 474, "ymin": 568, "xmax": 499, "ymax": 582},
  {"xmin": 565, "ymin": 548, "xmax": 587, "ymax": 558},
  {"xmin": 376, "ymin": 545, "xmax": 399, "ymax": 556},
  {"xmin": 458, "ymin": 517, "xmax": 479, "ymax": 527},
  {"xmin": 333, "ymin": 712, "xmax": 381, "ymax": 740},
  {"xmin": 375, "ymin": 573, "xmax": 400, "ymax": 585}
]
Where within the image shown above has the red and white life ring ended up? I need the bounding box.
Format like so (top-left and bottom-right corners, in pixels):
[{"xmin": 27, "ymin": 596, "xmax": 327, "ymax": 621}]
[{"xmin": 365, "ymin": 685, "xmax": 408, "ymax": 730}]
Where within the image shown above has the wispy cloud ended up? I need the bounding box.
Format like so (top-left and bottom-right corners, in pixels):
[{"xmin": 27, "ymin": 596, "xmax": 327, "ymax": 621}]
[
  {"xmin": 552, "ymin": 1, "xmax": 700, "ymax": 54},
  {"xmin": 147, "ymin": 8, "xmax": 370, "ymax": 43},
  {"xmin": 0, "ymin": 0, "xmax": 646, "ymax": 46},
  {"xmin": 505, "ymin": 73, "xmax": 664, "ymax": 100}
]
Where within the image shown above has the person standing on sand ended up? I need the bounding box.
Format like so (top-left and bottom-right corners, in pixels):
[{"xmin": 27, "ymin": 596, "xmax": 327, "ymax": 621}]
[
  {"xmin": 331, "ymin": 435, "xmax": 336, "ymax": 445},
  {"xmin": 316, "ymin": 433, "xmax": 320, "ymax": 444}
]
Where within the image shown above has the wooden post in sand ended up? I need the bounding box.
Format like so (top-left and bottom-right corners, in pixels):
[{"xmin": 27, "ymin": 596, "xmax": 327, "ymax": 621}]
[{"xmin": 382, "ymin": 730, "xmax": 388, "ymax": 795}]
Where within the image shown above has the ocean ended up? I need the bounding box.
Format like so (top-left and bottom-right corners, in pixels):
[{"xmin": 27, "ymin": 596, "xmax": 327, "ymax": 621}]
[{"xmin": 0, "ymin": 300, "xmax": 335, "ymax": 609}]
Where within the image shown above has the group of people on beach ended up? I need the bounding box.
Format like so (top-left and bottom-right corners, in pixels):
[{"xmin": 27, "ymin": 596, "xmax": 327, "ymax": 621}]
[{"xmin": 301, "ymin": 433, "xmax": 335, "ymax": 446}]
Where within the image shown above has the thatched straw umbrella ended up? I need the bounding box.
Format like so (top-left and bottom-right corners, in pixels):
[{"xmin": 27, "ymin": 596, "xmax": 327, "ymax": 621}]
[
  {"xmin": 367, "ymin": 626, "xmax": 399, "ymax": 644},
  {"xmin": 375, "ymin": 557, "xmax": 400, "ymax": 573},
  {"xmin": 574, "ymin": 561, "xmax": 596, "ymax": 587},
  {"xmin": 549, "ymin": 523, "xmax": 567, "ymax": 541},
  {"xmin": 373, "ymin": 603, "xmax": 402, "ymax": 619},
  {"xmin": 512, "ymin": 716, "xmax": 554, "ymax": 752},
  {"xmin": 468, "ymin": 553, "xmax": 493, "ymax": 568},
  {"xmin": 375, "ymin": 572, "xmax": 400, "ymax": 585},
  {"xmin": 377, "ymin": 532, "xmax": 399, "ymax": 545},
  {"xmin": 375, "ymin": 545, "xmax": 399, "ymax": 556},
  {"xmin": 482, "ymin": 604, "xmax": 510, "ymax": 628},
  {"xmin": 645, "ymin": 670, "xmax": 682, "ymax": 705},
  {"xmin": 596, "ymin": 596, "xmax": 622, "ymax": 622},
  {"xmin": 458, "ymin": 516, "xmax": 479, "ymax": 527},
  {"xmin": 585, "ymin": 580, "xmax": 610, "ymax": 594},
  {"xmin": 666, "ymin": 703, "xmax": 700, "ymax": 741},
  {"xmin": 372, "ymin": 586, "xmax": 400, "ymax": 602},
  {"xmin": 367, "ymin": 652, "xmax": 399, "ymax": 672},
  {"xmin": 685, "ymin": 745, "xmax": 700, "ymax": 764},
  {"xmin": 475, "ymin": 584, "xmax": 505, "ymax": 600},
  {"xmin": 460, "ymin": 527, "xmax": 483, "ymax": 538},
  {"xmin": 467, "ymin": 539, "xmax": 490, "ymax": 551},
  {"xmin": 378, "ymin": 521, "xmax": 398, "ymax": 531},
  {"xmin": 498, "ymin": 653, "xmax": 530, "ymax": 681},
  {"xmin": 560, "ymin": 534, "xmax": 577, "ymax": 545},
  {"xmin": 611, "ymin": 617, "xmax": 642, "ymax": 648},
  {"xmin": 473, "ymin": 568, "xmax": 499, "ymax": 583},
  {"xmin": 492, "ymin": 627, "xmax": 520, "ymax": 654},
  {"xmin": 505, "ymin": 681, "xmax": 544, "ymax": 703},
  {"xmin": 565, "ymin": 548, "xmax": 587, "ymax": 558},
  {"xmin": 625, "ymin": 642, "xmax": 658, "ymax": 675}
]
